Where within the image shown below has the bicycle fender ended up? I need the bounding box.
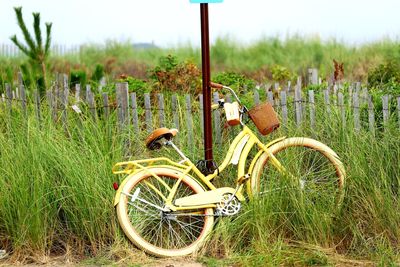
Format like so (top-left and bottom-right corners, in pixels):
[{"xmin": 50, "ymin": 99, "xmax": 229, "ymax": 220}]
[
  {"xmin": 248, "ymin": 137, "xmax": 287, "ymax": 174},
  {"xmin": 246, "ymin": 137, "xmax": 286, "ymax": 197}
]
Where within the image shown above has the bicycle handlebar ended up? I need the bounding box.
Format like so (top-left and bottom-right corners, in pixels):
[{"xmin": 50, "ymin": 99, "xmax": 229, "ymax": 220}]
[
  {"xmin": 210, "ymin": 82, "xmax": 224, "ymax": 90},
  {"xmin": 210, "ymin": 82, "xmax": 243, "ymax": 107}
]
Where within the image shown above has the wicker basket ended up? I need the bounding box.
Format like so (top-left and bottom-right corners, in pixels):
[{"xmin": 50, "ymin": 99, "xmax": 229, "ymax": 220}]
[{"xmin": 248, "ymin": 102, "xmax": 280, "ymax": 135}]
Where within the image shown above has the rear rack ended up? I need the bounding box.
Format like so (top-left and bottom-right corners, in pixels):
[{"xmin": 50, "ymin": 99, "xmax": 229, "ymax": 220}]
[{"xmin": 112, "ymin": 157, "xmax": 188, "ymax": 175}]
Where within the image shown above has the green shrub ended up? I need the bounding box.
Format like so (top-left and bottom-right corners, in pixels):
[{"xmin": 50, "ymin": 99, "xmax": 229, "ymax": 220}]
[
  {"xmin": 149, "ymin": 54, "xmax": 201, "ymax": 94},
  {"xmin": 91, "ymin": 64, "xmax": 105, "ymax": 83},
  {"xmin": 212, "ymin": 71, "xmax": 255, "ymax": 93},
  {"xmin": 70, "ymin": 69, "xmax": 87, "ymax": 87},
  {"xmin": 271, "ymin": 65, "xmax": 294, "ymax": 82},
  {"xmin": 122, "ymin": 76, "xmax": 150, "ymax": 94},
  {"xmin": 368, "ymin": 60, "xmax": 400, "ymax": 90}
]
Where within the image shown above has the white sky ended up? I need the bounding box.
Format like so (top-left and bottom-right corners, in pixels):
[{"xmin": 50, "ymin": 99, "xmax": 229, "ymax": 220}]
[{"xmin": 1, "ymin": 0, "xmax": 400, "ymax": 47}]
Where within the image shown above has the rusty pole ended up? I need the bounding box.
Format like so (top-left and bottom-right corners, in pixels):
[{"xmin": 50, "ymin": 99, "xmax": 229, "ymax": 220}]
[{"xmin": 200, "ymin": 3, "xmax": 213, "ymax": 163}]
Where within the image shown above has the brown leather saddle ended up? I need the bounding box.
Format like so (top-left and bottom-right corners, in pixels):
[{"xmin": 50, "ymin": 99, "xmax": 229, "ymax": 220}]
[{"xmin": 145, "ymin": 128, "xmax": 178, "ymax": 150}]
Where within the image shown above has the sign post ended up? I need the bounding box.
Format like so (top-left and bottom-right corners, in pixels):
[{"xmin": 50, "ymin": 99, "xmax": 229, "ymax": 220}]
[{"xmin": 190, "ymin": 0, "xmax": 223, "ymax": 166}]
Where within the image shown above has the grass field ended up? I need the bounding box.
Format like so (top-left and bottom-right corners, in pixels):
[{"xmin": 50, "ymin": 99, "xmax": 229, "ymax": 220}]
[
  {"xmin": 1, "ymin": 36, "xmax": 400, "ymax": 265},
  {"xmin": 1, "ymin": 36, "xmax": 400, "ymax": 84},
  {"xmin": 0, "ymin": 89, "xmax": 399, "ymax": 265}
]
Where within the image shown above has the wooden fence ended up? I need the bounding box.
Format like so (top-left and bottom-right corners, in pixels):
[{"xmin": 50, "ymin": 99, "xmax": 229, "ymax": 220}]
[{"xmin": 1, "ymin": 74, "xmax": 400, "ymax": 148}]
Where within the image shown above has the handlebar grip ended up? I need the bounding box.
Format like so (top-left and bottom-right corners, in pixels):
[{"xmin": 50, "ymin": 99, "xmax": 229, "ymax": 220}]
[{"xmin": 210, "ymin": 82, "xmax": 224, "ymax": 89}]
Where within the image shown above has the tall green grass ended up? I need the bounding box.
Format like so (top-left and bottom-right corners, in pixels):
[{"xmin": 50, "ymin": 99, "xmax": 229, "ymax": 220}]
[
  {"xmin": 0, "ymin": 94, "xmax": 399, "ymax": 265},
  {"xmin": 204, "ymin": 111, "xmax": 400, "ymax": 265},
  {"xmin": 0, "ymin": 107, "xmax": 150, "ymax": 262}
]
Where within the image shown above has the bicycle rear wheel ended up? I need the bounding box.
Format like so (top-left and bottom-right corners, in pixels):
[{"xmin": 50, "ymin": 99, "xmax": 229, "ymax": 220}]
[
  {"xmin": 116, "ymin": 167, "xmax": 214, "ymax": 257},
  {"xmin": 250, "ymin": 137, "xmax": 345, "ymax": 208}
]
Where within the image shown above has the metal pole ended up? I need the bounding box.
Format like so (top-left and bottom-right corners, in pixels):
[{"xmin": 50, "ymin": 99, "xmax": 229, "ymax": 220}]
[{"xmin": 200, "ymin": 3, "xmax": 213, "ymax": 163}]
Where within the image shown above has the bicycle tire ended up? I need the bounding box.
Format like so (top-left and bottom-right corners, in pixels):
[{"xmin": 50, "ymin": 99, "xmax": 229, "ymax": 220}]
[
  {"xmin": 116, "ymin": 167, "xmax": 214, "ymax": 257},
  {"xmin": 249, "ymin": 137, "xmax": 345, "ymax": 208}
]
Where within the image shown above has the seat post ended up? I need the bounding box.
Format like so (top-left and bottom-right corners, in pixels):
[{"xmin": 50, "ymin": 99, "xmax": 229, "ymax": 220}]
[{"xmin": 166, "ymin": 141, "xmax": 189, "ymax": 162}]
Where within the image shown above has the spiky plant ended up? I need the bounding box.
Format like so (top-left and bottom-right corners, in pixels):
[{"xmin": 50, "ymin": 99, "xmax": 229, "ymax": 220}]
[{"xmin": 10, "ymin": 6, "xmax": 52, "ymax": 90}]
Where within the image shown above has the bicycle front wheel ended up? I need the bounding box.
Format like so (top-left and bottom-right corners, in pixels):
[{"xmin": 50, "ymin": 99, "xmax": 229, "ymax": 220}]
[
  {"xmin": 116, "ymin": 167, "xmax": 214, "ymax": 257},
  {"xmin": 250, "ymin": 137, "xmax": 345, "ymax": 208}
]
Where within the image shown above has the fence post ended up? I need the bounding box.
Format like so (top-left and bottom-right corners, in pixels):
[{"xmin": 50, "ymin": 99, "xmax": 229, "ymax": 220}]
[
  {"xmin": 267, "ymin": 91, "xmax": 274, "ymax": 106},
  {"xmin": 308, "ymin": 68, "xmax": 318, "ymax": 85},
  {"xmin": 355, "ymin": 82, "xmax": 361, "ymax": 94},
  {"xmin": 117, "ymin": 83, "xmax": 129, "ymax": 128},
  {"xmin": 117, "ymin": 83, "xmax": 130, "ymax": 156},
  {"xmin": 323, "ymin": 90, "xmax": 331, "ymax": 116},
  {"xmin": 308, "ymin": 90, "xmax": 315, "ymax": 130},
  {"xmin": 280, "ymin": 91, "xmax": 288, "ymax": 127},
  {"xmin": 348, "ymin": 85, "xmax": 353, "ymax": 108},
  {"xmin": 333, "ymin": 84, "xmax": 338, "ymax": 105},
  {"xmin": 338, "ymin": 92, "xmax": 345, "ymax": 129},
  {"xmin": 85, "ymin": 84, "xmax": 90, "ymax": 103},
  {"xmin": 130, "ymin": 93, "xmax": 139, "ymax": 134},
  {"xmin": 87, "ymin": 90, "xmax": 97, "ymax": 121},
  {"xmin": 75, "ymin": 84, "xmax": 81, "ymax": 102},
  {"xmin": 297, "ymin": 76, "xmax": 302, "ymax": 90},
  {"xmin": 353, "ymin": 92, "xmax": 360, "ymax": 132},
  {"xmin": 382, "ymin": 95, "xmax": 390, "ymax": 131},
  {"xmin": 254, "ymin": 90, "xmax": 260, "ymax": 105},
  {"xmin": 100, "ymin": 92, "xmax": 110, "ymax": 143},
  {"xmin": 273, "ymin": 83, "xmax": 280, "ymax": 107},
  {"xmin": 367, "ymin": 94, "xmax": 375, "ymax": 135},
  {"xmin": 295, "ymin": 85, "xmax": 302, "ymax": 127},
  {"xmin": 19, "ymin": 83, "xmax": 27, "ymax": 119},
  {"xmin": 199, "ymin": 94, "xmax": 204, "ymax": 140},
  {"xmin": 61, "ymin": 86, "xmax": 70, "ymax": 135},
  {"xmin": 185, "ymin": 94, "xmax": 194, "ymax": 151},
  {"xmin": 46, "ymin": 90, "xmax": 55, "ymax": 122},
  {"xmin": 361, "ymin": 87, "xmax": 368, "ymax": 106},
  {"xmin": 213, "ymin": 92, "xmax": 221, "ymax": 145},
  {"xmin": 5, "ymin": 83, "xmax": 12, "ymax": 115},
  {"xmin": 172, "ymin": 94, "xmax": 180, "ymax": 130},
  {"xmin": 144, "ymin": 93, "xmax": 152, "ymax": 133},
  {"xmin": 157, "ymin": 93, "xmax": 165, "ymax": 127}
]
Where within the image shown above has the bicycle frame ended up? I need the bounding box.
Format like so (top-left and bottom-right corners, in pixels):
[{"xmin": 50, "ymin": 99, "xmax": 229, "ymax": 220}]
[{"xmin": 113, "ymin": 124, "xmax": 287, "ymax": 209}]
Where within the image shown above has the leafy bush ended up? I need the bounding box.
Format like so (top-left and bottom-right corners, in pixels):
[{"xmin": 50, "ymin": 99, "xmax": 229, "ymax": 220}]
[
  {"xmin": 91, "ymin": 64, "xmax": 105, "ymax": 83},
  {"xmin": 118, "ymin": 76, "xmax": 150, "ymax": 94},
  {"xmin": 149, "ymin": 55, "xmax": 201, "ymax": 94},
  {"xmin": 271, "ymin": 65, "xmax": 294, "ymax": 82},
  {"xmin": 212, "ymin": 72, "xmax": 255, "ymax": 93},
  {"xmin": 70, "ymin": 69, "xmax": 87, "ymax": 87},
  {"xmin": 368, "ymin": 60, "xmax": 400, "ymax": 91}
]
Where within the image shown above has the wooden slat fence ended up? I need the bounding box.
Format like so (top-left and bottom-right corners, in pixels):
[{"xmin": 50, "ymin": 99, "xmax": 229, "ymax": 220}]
[{"xmin": 1, "ymin": 80, "xmax": 400, "ymax": 151}]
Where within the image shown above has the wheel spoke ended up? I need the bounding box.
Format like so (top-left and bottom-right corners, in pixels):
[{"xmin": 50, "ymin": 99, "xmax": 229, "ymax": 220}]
[
  {"xmin": 254, "ymin": 138, "xmax": 344, "ymax": 211},
  {"xmin": 119, "ymin": 171, "xmax": 213, "ymax": 253}
]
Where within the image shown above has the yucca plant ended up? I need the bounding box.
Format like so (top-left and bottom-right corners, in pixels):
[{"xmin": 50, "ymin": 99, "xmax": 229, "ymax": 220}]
[{"xmin": 10, "ymin": 6, "xmax": 52, "ymax": 91}]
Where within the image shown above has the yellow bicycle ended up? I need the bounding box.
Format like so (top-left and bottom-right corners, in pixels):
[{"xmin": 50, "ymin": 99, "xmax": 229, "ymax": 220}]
[{"xmin": 112, "ymin": 83, "xmax": 346, "ymax": 257}]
